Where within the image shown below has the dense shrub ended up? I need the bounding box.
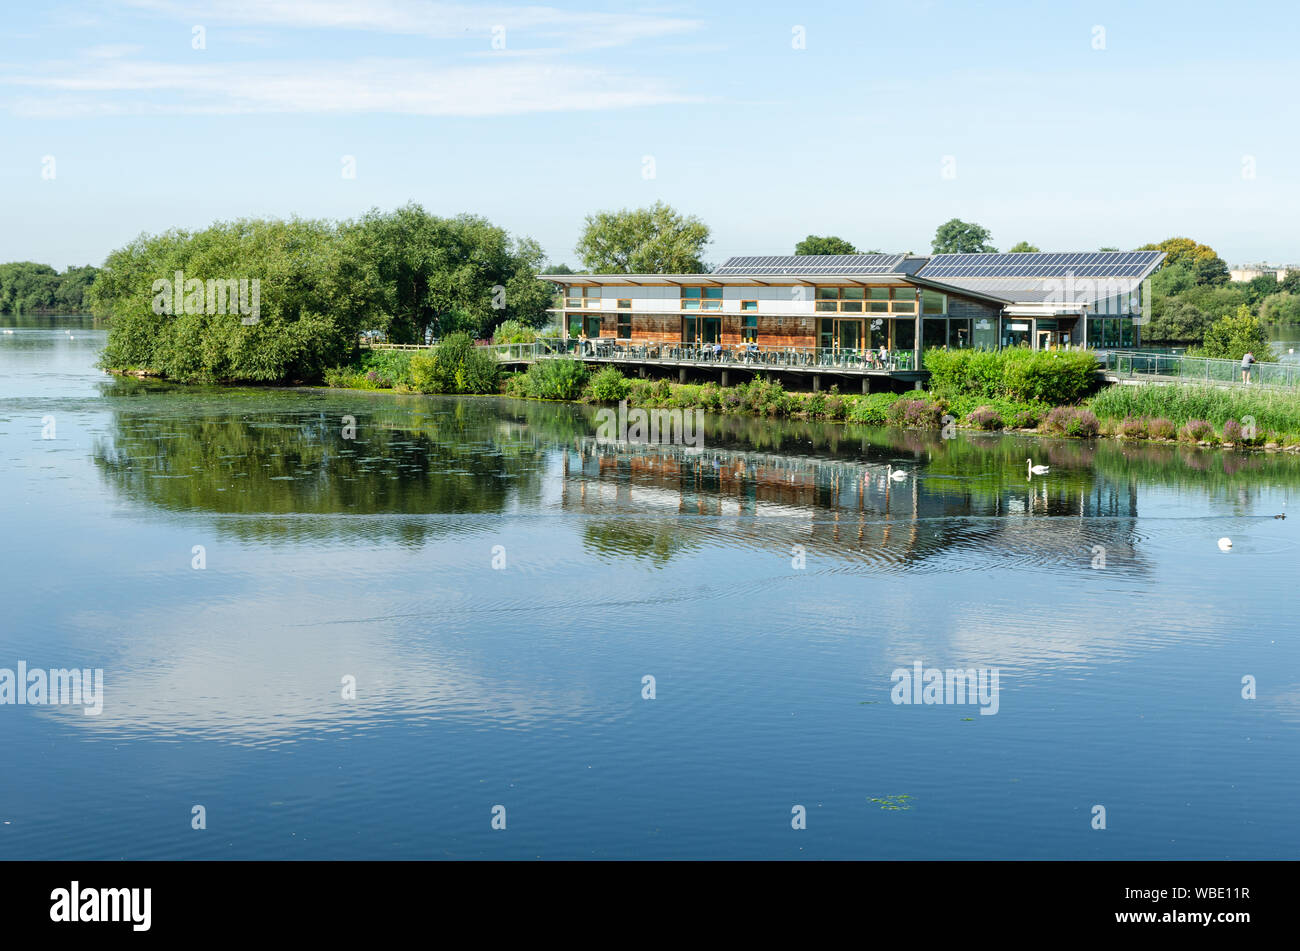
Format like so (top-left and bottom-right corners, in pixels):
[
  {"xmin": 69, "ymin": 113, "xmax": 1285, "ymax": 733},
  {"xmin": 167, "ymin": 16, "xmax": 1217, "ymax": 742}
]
[
  {"xmin": 492, "ymin": 319, "xmax": 538, "ymax": 345},
  {"xmin": 966, "ymin": 406, "xmax": 1003, "ymax": 430},
  {"xmin": 587, "ymin": 366, "xmax": 632, "ymax": 402},
  {"xmin": 924, "ymin": 348, "xmax": 1098, "ymax": 405},
  {"xmin": 846, "ymin": 392, "xmax": 901, "ymax": 425},
  {"xmin": 886, "ymin": 398, "xmax": 945, "ymax": 429},
  {"xmin": 1178, "ymin": 419, "xmax": 1215, "ymax": 442},
  {"xmin": 1222, "ymin": 419, "xmax": 1243, "ymax": 443},
  {"xmin": 360, "ymin": 349, "xmax": 413, "ymax": 387},
  {"xmin": 410, "ymin": 333, "xmax": 499, "ymax": 394},
  {"xmin": 1009, "ymin": 408, "xmax": 1042, "ymax": 429},
  {"xmin": 1147, "ymin": 417, "xmax": 1177, "ymax": 440},
  {"xmin": 1117, "ymin": 416, "xmax": 1149, "ymax": 439},
  {"xmin": 1039, "ymin": 406, "xmax": 1100, "ymax": 437},
  {"xmin": 522, "ymin": 358, "xmax": 588, "ymax": 400}
]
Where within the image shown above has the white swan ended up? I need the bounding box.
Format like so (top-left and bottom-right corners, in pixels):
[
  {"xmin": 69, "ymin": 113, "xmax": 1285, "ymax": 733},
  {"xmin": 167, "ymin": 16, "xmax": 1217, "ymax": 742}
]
[
  {"xmin": 1026, "ymin": 458, "xmax": 1050, "ymax": 476},
  {"xmin": 887, "ymin": 464, "xmax": 907, "ymax": 481}
]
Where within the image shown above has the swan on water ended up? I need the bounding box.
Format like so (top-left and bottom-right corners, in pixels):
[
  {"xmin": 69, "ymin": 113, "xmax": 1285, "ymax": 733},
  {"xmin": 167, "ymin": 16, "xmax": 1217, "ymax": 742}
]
[{"xmin": 1026, "ymin": 458, "xmax": 1050, "ymax": 476}]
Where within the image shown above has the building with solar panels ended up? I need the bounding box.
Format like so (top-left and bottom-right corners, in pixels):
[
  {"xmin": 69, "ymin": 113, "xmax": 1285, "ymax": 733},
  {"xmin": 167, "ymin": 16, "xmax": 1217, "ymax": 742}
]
[{"xmin": 541, "ymin": 250, "xmax": 1165, "ymax": 365}]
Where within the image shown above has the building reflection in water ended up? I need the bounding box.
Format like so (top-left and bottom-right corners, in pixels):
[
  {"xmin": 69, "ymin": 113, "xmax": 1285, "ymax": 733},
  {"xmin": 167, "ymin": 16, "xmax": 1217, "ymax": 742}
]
[{"xmin": 558, "ymin": 435, "xmax": 1146, "ymax": 572}]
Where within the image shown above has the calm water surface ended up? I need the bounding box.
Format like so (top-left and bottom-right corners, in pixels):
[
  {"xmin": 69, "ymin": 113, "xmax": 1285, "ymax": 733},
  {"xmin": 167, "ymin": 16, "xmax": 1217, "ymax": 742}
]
[{"xmin": 2, "ymin": 316, "xmax": 1297, "ymax": 859}]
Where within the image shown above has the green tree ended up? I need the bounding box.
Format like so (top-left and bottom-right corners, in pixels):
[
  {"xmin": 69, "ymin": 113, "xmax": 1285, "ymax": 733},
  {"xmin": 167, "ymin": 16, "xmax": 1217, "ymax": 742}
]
[
  {"xmin": 1142, "ymin": 298, "xmax": 1212, "ymax": 342},
  {"xmin": 1138, "ymin": 237, "xmax": 1228, "ymax": 285},
  {"xmin": 1098, "ymin": 246, "xmax": 1120, "ymax": 252},
  {"xmin": 575, "ymin": 202, "xmax": 710, "ymax": 273},
  {"xmin": 91, "ymin": 217, "xmax": 352, "ymax": 383},
  {"xmin": 1198, "ymin": 306, "xmax": 1275, "ymax": 361},
  {"xmin": 1240, "ymin": 273, "xmax": 1282, "ymax": 306},
  {"xmin": 542, "ymin": 263, "xmax": 575, "ymax": 274},
  {"xmin": 1007, "ymin": 241, "xmax": 1039, "ymax": 253},
  {"xmin": 338, "ymin": 204, "xmax": 550, "ymax": 343},
  {"xmin": 794, "ymin": 235, "xmax": 857, "ymax": 256},
  {"xmin": 1259, "ymin": 292, "xmax": 1300, "ymax": 325},
  {"xmin": 931, "ymin": 219, "xmax": 996, "ymax": 254}
]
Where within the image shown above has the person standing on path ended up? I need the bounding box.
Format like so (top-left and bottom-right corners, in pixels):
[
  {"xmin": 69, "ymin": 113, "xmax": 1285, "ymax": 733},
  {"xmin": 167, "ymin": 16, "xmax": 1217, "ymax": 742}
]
[{"xmin": 1241, "ymin": 351, "xmax": 1256, "ymax": 384}]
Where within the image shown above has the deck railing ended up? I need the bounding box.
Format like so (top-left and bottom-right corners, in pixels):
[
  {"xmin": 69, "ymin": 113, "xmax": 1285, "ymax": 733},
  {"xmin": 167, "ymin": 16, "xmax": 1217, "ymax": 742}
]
[
  {"xmin": 536, "ymin": 338, "xmax": 920, "ymax": 372},
  {"xmin": 1095, "ymin": 349, "xmax": 1300, "ymax": 390},
  {"xmin": 362, "ymin": 337, "xmax": 924, "ymax": 372}
]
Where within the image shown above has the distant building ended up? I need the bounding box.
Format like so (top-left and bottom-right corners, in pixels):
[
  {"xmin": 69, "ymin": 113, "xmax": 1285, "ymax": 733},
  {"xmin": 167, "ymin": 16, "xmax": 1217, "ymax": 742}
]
[
  {"xmin": 542, "ymin": 251, "xmax": 1165, "ymax": 355},
  {"xmin": 1230, "ymin": 264, "xmax": 1297, "ymax": 282}
]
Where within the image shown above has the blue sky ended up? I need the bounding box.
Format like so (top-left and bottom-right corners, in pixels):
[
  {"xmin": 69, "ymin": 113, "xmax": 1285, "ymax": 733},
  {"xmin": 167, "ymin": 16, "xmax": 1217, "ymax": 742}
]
[{"xmin": 2, "ymin": 0, "xmax": 1297, "ymax": 270}]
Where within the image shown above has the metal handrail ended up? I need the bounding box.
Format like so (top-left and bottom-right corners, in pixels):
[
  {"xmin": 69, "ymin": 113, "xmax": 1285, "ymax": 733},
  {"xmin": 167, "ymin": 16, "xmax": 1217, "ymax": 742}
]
[{"xmin": 1094, "ymin": 348, "xmax": 1300, "ymax": 389}]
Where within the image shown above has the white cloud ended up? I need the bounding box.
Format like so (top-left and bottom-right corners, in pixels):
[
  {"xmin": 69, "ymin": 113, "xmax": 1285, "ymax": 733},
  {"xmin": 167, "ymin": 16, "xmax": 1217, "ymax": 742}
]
[
  {"xmin": 122, "ymin": 0, "xmax": 700, "ymax": 50},
  {"xmin": 2, "ymin": 56, "xmax": 703, "ymax": 117}
]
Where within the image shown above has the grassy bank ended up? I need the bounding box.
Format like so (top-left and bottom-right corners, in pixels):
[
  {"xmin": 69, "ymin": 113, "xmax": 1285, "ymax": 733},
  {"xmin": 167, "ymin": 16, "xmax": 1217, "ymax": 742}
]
[{"xmin": 322, "ymin": 347, "xmax": 1300, "ymax": 450}]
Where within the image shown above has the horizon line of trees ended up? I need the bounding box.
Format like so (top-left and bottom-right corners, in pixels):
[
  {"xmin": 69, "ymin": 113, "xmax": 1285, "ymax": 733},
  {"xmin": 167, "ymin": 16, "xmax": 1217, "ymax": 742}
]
[{"xmin": 0, "ymin": 262, "xmax": 99, "ymax": 314}]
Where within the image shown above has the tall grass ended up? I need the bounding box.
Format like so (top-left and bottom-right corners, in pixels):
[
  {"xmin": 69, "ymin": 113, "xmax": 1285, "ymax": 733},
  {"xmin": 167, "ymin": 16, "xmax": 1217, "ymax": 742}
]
[{"xmin": 1088, "ymin": 384, "xmax": 1300, "ymax": 436}]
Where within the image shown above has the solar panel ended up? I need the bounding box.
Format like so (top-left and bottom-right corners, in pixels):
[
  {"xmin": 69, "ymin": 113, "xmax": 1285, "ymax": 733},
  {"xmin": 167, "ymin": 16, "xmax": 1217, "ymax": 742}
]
[
  {"xmin": 715, "ymin": 254, "xmax": 906, "ymax": 275},
  {"xmin": 919, "ymin": 251, "xmax": 1163, "ymax": 280}
]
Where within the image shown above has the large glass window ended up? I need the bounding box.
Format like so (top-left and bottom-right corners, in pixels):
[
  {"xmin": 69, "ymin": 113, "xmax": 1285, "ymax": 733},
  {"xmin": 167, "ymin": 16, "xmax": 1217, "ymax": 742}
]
[
  {"xmin": 948, "ymin": 318, "xmax": 971, "ymax": 349},
  {"xmin": 617, "ymin": 312, "xmax": 631, "ymax": 339},
  {"xmin": 565, "ymin": 286, "xmax": 601, "ymax": 308},
  {"xmin": 584, "ymin": 315, "xmax": 602, "ymax": 338},
  {"xmin": 742, "ymin": 313, "xmax": 758, "ymax": 342},
  {"xmin": 1120, "ymin": 318, "xmax": 1135, "ymax": 347},
  {"xmin": 924, "ymin": 318, "xmax": 948, "ymax": 349},
  {"xmin": 818, "ymin": 318, "xmax": 835, "ymax": 350},
  {"xmin": 682, "ymin": 316, "xmax": 698, "ymax": 342},
  {"xmin": 819, "ymin": 286, "xmax": 916, "ymax": 314},
  {"xmin": 681, "ymin": 287, "xmax": 722, "ymax": 310},
  {"xmin": 1003, "ymin": 320, "xmax": 1032, "ymax": 348},
  {"xmin": 922, "ymin": 290, "xmax": 947, "ymax": 315},
  {"xmin": 1104, "ymin": 319, "xmax": 1120, "ymax": 348},
  {"xmin": 891, "ymin": 287, "xmax": 916, "ymax": 314},
  {"xmin": 893, "ymin": 319, "xmax": 916, "ymax": 351}
]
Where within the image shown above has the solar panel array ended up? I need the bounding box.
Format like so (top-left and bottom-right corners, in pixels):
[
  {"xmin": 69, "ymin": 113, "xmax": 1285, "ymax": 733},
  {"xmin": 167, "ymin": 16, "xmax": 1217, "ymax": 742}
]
[
  {"xmin": 715, "ymin": 254, "xmax": 906, "ymax": 275},
  {"xmin": 920, "ymin": 251, "xmax": 1162, "ymax": 280}
]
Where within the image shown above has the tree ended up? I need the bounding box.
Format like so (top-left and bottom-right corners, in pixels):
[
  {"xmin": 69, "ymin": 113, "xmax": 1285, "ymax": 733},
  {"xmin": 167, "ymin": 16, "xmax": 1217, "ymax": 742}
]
[
  {"xmin": 795, "ymin": 235, "xmax": 857, "ymax": 256},
  {"xmin": 1259, "ymin": 292, "xmax": 1300, "ymax": 325},
  {"xmin": 1138, "ymin": 237, "xmax": 1228, "ymax": 285},
  {"xmin": 1142, "ymin": 298, "xmax": 1212, "ymax": 342},
  {"xmin": 575, "ymin": 202, "xmax": 710, "ymax": 273},
  {"xmin": 1241, "ymin": 273, "xmax": 1283, "ymax": 307},
  {"xmin": 1007, "ymin": 241, "xmax": 1039, "ymax": 253},
  {"xmin": 931, "ymin": 219, "xmax": 996, "ymax": 254},
  {"xmin": 92, "ymin": 205, "xmax": 552, "ymax": 382},
  {"xmin": 1198, "ymin": 306, "xmax": 1275, "ymax": 362},
  {"xmin": 1098, "ymin": 246, "xmax": 1120, "ymax": 252},
  {"xmin": 339, "ymin": 204, "xmax": 551, "ymax": 343},
  {"xmin": 542, "ymin": 263, "xmax": 574, "ymax": 274},
  {"xmin": 1192, "ymin": 255, "xmax": 1230, "ymax": 286}
]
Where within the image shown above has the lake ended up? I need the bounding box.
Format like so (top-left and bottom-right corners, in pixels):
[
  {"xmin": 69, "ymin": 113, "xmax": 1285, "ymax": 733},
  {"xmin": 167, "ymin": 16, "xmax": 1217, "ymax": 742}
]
[{"xmin": 2, "ymin": 315, "xmax": 1297, "ymax": 859}]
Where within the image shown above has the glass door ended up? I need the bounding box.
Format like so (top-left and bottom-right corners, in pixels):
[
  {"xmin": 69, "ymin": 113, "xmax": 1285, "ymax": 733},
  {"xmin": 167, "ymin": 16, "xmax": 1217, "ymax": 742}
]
[
  {"xmin": 837, "ymin": 319, "xmax": 863, "ymax": 351},
  {"xmin": 701, "ymin": 316, "xmax": 721, "ymax": 344}
]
